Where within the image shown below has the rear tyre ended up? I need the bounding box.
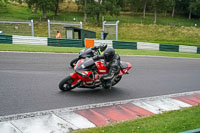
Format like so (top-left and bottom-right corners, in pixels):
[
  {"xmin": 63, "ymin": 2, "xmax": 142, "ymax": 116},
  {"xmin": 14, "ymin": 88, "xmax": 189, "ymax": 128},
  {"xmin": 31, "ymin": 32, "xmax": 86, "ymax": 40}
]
[
  {"xmin": 59, "ymin": 76, "xmax": 75, "ymax": 91},
  {"xmin": 70, "ymin": 58, "xmax": 79, "ymax": 68},
  {"xmin": 112, "ymin": 76, "xmax": 122, "ymax": 86}
]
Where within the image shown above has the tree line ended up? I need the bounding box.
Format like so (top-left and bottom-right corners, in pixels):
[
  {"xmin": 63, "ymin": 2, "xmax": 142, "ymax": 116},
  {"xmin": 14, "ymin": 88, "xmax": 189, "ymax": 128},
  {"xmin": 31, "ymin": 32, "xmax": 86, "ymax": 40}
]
[
  {"xmin": 1, "ymin": 0, "xmax": 200, "ymax": 24},
  {"xmin": 125, "ymin": 0, "xmax": 200, "ymax": 23}
]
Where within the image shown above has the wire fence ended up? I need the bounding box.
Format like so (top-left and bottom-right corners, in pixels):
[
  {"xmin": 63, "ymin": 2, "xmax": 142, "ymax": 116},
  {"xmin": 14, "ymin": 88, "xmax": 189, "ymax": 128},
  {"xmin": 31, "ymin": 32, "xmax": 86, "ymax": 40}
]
[
  {"xmin": 48, "ymin": 20, "xmax": 82, "ymax": 38},
  {"xmin": 0, "ymin": 20, "xmax": 83, "ymax": 38},
  {"xmin": 103, "ymin": 21, "xmax": 119, "ymax": 40},
  {"xmin": 0, "ymin": 20, "xmax": 34, "ymax": 36}
]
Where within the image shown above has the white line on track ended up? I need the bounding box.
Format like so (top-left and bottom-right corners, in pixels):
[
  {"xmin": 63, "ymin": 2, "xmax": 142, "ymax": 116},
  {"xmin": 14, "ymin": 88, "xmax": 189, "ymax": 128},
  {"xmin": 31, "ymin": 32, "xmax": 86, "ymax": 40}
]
[
  {"xmin": 0, "ymin": 90, "xmax": 200, "ymax": 122},
  {"xmin": 0, "ymin": 51, "xmax": 200, "ymax": 60}
]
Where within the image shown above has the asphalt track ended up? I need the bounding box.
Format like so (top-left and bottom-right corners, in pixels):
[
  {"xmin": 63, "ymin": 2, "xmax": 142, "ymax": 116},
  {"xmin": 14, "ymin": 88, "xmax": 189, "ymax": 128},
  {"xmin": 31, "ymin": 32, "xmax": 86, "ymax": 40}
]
[{"xmin": 0, "ymin": 52, "xmax": 200, "ymax": 117}]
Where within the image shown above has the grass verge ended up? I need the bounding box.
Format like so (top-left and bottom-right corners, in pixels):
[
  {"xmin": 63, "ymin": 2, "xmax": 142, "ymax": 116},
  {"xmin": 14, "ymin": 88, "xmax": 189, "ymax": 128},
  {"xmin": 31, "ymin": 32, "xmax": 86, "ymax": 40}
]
[
  {"xmin": 1, "ymin": 3, "xmax": 200, "ymax": 46},
  {"xmin": 0, "ymin": 44, "xmax": 200, "ymax": 58},
  {"xmin": 71, "ymin": 105, "xmax": 200, "ymax": 133},
  {"xmin": 0, "ymin": 44, "xmax": 83, "ymax": 53}
]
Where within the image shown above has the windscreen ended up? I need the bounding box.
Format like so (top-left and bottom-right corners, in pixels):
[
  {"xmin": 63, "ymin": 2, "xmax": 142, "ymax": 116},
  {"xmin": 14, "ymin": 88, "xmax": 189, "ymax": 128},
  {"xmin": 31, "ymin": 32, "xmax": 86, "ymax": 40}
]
[{"xmin": 75, "ymin": 58, "xmax": 95, "ymax": 71}]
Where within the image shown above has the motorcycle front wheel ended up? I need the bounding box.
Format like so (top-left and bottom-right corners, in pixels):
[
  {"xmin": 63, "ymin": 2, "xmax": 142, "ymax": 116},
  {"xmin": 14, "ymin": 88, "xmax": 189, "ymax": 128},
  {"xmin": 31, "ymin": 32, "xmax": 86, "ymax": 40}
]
[
  {"xmin": 112, "ymin": 76, "xmax": 122, "ymax": 86},
  {"xmin": 70, "ymin": 58, "xmax": 79, "ymax": 68},
  {"xmin": 59, "ymin": 76, "xmax": 76, "ymax": 91}
]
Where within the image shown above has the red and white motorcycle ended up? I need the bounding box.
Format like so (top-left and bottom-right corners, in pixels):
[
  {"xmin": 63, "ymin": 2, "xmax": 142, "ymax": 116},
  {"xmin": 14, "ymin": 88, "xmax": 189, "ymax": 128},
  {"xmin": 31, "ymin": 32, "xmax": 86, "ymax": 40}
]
[{"xmin": 59, "ymin": 57, "xmax": 132, "ymax": 91}]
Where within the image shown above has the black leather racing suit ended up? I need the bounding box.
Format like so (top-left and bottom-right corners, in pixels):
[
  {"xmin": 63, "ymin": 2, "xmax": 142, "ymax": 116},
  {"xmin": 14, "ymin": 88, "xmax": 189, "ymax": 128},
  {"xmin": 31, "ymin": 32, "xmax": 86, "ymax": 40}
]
[{"xmin": 93, "ymin": 54, "xmax": 120, "ymax": 88}]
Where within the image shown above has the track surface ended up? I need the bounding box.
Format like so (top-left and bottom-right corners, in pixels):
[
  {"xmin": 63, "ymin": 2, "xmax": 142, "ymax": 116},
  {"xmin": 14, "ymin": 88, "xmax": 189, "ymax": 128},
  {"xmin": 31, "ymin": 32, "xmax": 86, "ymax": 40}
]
[{"xmin": 0, "ymin": 52, "xmax": 200, "ymax": 116}]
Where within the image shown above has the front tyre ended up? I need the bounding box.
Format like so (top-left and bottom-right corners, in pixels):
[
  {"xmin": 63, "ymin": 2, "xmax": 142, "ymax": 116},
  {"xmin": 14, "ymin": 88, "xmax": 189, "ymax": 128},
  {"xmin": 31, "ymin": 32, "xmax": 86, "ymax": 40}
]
[
  {"xmin": 59, "ymin": 76, "xmax": 75, "ymax": 91},
  {"xmin": 70, "ymin": 58, "xmax": 79, "ymax": 68},
  {"xmin": 112, "ymin": 76, "xmax": 122, "ymax": 86},
  {"xmin": 102, "ymin": 80, "xmax": 112, "ymax": 89}
]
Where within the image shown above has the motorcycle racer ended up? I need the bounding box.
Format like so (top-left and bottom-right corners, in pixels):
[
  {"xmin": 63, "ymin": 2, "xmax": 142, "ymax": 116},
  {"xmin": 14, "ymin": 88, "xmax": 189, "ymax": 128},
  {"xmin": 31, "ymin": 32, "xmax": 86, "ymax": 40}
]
[
  {"xmin": 70, "ymin": 43, "xmax": 107, "ymax": 68},
  {"xmin": 91, "ymin": 43, "xmax": 107, "ymax": 55},
  {"xmin": 93, "ymin": 48, "xmax": 120, "ymax": 89}
]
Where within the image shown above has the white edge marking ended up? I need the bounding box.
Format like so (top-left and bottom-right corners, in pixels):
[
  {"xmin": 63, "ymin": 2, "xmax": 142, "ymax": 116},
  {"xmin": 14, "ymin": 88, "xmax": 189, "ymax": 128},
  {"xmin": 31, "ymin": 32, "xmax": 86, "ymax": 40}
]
[
  {"xmin": 0, "ymin": 51, "xmax": 199, "ymax": 60},
  {"xmin": 11, "ymin": 113, "xmax": 78, "ymax": 133},
  {"xmin": 0, "ymin": 90, "xmax": 199, "ymax": 123},
  {"xmin": 0, "ymin": 90, "xmax": 199, "ymax": 133},
  {"xmin": 132, "ymin": 97, "xmax": 191, "ymax": 114},
  {"xmin": 0, "ymin": 122, "xmax": 22, "ymax": 133},
  {"xmin": 55, "ymin": 111, "xmax": 96, "ymax": 129}
]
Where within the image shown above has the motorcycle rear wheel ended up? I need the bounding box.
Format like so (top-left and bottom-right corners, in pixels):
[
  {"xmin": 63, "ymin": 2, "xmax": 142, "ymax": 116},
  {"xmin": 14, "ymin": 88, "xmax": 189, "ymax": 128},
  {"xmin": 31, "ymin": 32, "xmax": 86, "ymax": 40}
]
[
  {"xmin": 59, "ymin": 76, "xmax": 75, "ymax": 91},
  {"xmin": 70, "ymin": 58, "xmax": 79, "ymax": 68}
]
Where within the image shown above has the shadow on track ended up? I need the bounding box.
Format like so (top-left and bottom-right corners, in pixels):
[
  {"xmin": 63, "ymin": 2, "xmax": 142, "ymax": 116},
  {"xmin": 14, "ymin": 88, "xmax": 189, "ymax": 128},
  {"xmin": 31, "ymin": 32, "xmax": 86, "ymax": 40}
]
[{"xmin": 57, "ymin": 87, "xmax": 127, "ymax": 98}]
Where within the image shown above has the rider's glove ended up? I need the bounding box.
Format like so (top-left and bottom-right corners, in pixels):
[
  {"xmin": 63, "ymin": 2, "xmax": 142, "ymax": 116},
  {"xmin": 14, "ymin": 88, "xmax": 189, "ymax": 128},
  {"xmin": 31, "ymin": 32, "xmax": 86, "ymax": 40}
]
[
  {"xmin": 93, "ymin": 55, "xmax": 99, "ymax": 61},
  {"xmin": 91, "ymin": 46, "xmax": 98, "ymax": 51}
]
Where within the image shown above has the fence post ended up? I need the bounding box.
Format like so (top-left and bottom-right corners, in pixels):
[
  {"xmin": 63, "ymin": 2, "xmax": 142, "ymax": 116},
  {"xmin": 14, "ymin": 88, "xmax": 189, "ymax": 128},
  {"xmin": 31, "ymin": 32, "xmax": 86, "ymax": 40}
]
[
  {"xmin": 80, "ymin": 21, "xmax": 83, "ymax": 29},
  {"xmin": 103, "ymin": 21, "xmax": 106, "ymax": 32},
  {"xmin": 116, "ymin": 20, "xmax": 119, "ymax": 41},
  {"xmin": 48, "ymin": 19, "xmax": 51, "ymax": 38},
  {"xmin": 31, "ymin": 19, "xmax": 34, "ymax": 36}
]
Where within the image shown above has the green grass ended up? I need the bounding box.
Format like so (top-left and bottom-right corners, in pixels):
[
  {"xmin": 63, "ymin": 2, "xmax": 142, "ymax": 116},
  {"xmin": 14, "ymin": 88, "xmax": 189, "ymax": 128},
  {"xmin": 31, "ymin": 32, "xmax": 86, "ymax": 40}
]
[
  {"xmin": 71, "ymin": 105, "xmax": 200, "ymax": 133},
  {"xmin": 1, "ymin": 3, "xmax": 200, "ymax": 46},
  {"xmin": 0, "ymin": 44, "xmax": 200, "ymax": 58},
  {"xmin": 115, "ymin": 49, "xmax": 200, "ymax": 58},
  {"xmin": 104, "ymin": 12, "xmax": 200, "ymax": 26},
  {"xmin": 118, "ymin": 23, "xmax": 200, "ymax": 46},
  {"xmin": 0, "ymin": 44, "xmax": 83, "ymax": 53},
  {"xmin": 0, "ymin": 4, "xmax": 41, "ymax": 20}
]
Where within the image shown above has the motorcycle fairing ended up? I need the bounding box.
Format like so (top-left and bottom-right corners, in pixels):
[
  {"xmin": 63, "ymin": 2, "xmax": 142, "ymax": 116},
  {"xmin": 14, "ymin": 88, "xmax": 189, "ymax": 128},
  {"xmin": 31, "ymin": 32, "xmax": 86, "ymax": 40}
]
[
  {"xmin": 95, "ymin": 61, "xmax": 108, "ymax": 74},
  {"xmin": 79, "ymin": 48, "xmax": 95, "ymax": 58},
  {"xmin": 75, "ymin": 58, "xmax": 97, "ymax": 71},
  {"xmin": 119, "ymin": 61, "xmax": 132, "ymax": 76}
]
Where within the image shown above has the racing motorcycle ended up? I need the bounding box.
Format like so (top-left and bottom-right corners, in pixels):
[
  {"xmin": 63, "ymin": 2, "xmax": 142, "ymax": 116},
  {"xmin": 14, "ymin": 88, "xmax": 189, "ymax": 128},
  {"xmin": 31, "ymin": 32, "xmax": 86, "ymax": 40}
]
[
  {"xmin": 70, "ymin": 48, "xmax": 98, "ymax": 68},
  {"xmin": 59, "ymin": 57, "xmax": 132, "ymax": 91}
]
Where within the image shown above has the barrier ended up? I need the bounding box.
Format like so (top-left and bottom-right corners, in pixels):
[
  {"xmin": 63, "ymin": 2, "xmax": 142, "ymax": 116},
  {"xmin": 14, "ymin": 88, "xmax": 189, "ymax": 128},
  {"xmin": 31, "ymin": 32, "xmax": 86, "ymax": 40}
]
[
  {"xmin": 13, "ymin": 35, "xmax": 47, "ymax": 45},
  {"xmin": 197, "ymin": 47, "xmax": 200, "ymax": 54},
  {"xmin": 48, "ymin": 38, "xmax": 82, "ymax": 47},
  {"xmin": 179, "ymin": 45, "xmax": 197, "ymax": 53},
  {"xmin": 0, "ymin": 35, "xmax": 12, "ymax": 44},
  {"xmin": 160, "ymin": 44, "xmax": 179, "ymax": 52},
  {"xmin": 0, "ymin": 34, "xmax": 200, "ymax": 54},
  {"xmin": 113, "ymin": 41, "xmax": 137, "ymax": 49},
  {"xmin": 94, "ymin": 40, "xmax": 113, "ymax": 48},
  {"xmin": 137, "ymin": 42, "xmax": 159, "ymax": 50}
]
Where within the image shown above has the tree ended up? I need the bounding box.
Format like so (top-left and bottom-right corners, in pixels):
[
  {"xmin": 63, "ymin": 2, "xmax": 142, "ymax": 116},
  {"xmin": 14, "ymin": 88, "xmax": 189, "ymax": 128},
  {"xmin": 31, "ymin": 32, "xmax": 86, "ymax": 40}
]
[
  {"xmin": 54, "ymin": 0, "xmax": 59, "ymax": 16},
  {"xmin": 176, "ymin": 0, "xmax": 195, "ymax": 19},
  {"xmin": 88, "ymin": 0, "xmax": 106, "ymax": 24},
  {"xmin": 151, "ymin": 0, "xmax": 161, "ymax": 24},
  {"xmin": 84, "ymin": 0, "xmax": 87, "ymax": 22},
  {"xmin": 0, "ymin": 0, "xmax": 8, "ymax": 7},
  {"xmin": 189, "ymin": 0, "xmax": 200, "ymax": 18},
  {"xmin": 188, "ymin": 0, "xmax": 196, "ymax": 19},
  {"xmin": 76, "ymin": 0, "xmax": 88, "ymax": 22},
  {"xmin": 143, "ymin": 0, "xmax": 147, "ymax": 18},
  {"xmin": 151, "ymin": 0, "xmax": 170, "ymax": 24},
  {"xmin": 128, "ymin": 0, "xmax": 151, "ymax": 18},
  {"xmin": 170, "ymin": 0, "xmax": 176, "ymax": 17},
  {"xmin": 54, "ymin": 0, "xmax": 63, "ymax": 16},
  {"xmin": 24, "ymin": 0, "xmax": 57, "ymax": 19},
  {"xmin": 76, "ymin": 0, "xmax": 121, "ymax": 25},
  {"xmin": 117, "ymin": 0, "xmax": 128, "ymax": 11},
  {"xmin": 129, "ymin": 0, "xmax": 143, "ymax": 14}
]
